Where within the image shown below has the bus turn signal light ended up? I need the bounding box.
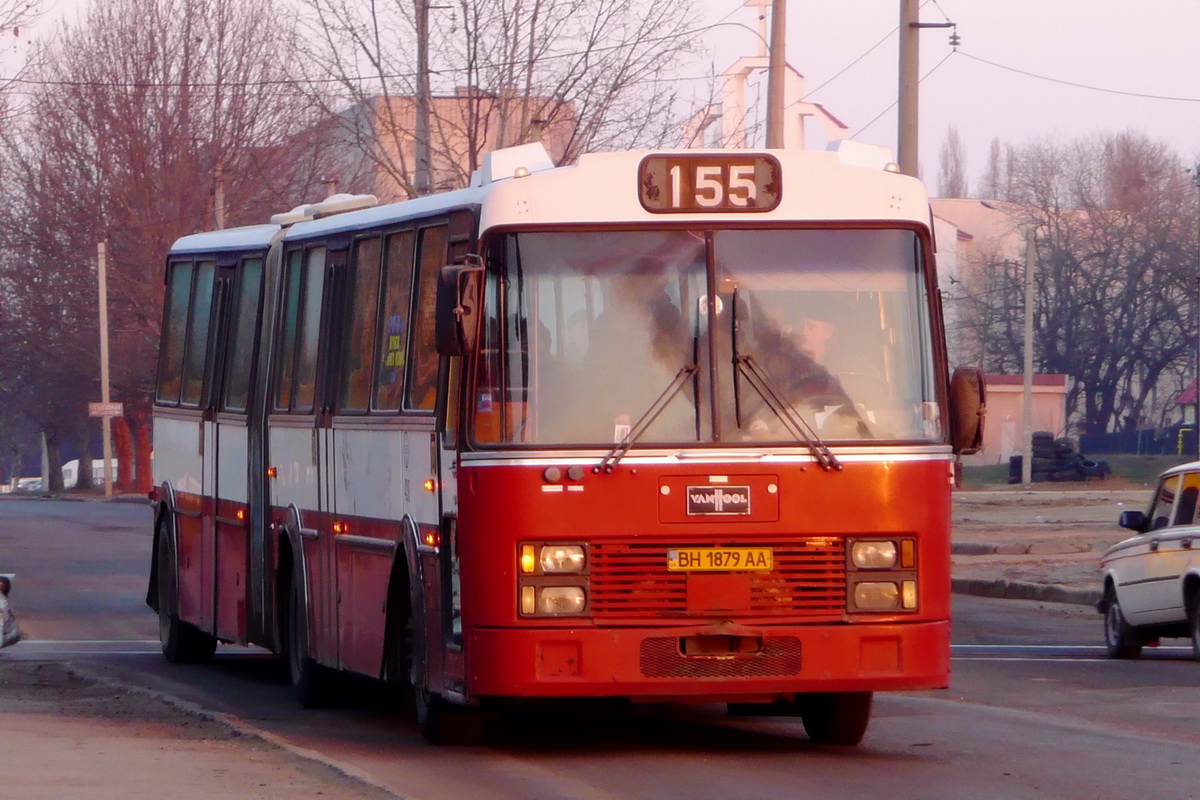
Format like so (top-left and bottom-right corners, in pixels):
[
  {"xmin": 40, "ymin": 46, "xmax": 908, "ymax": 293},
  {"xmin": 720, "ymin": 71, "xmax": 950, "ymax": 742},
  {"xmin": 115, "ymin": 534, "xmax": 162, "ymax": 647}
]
[{"xmin": 266, "ymin": 467, "xmax": 277, "ymax": 478}]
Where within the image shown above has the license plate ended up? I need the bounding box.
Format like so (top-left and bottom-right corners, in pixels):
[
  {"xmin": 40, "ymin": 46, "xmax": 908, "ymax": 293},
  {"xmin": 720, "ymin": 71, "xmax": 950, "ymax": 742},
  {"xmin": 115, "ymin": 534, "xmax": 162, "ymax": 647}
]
[{"xmin": 667, "ymin": 547, "xmax": 773, "ymax": 572}]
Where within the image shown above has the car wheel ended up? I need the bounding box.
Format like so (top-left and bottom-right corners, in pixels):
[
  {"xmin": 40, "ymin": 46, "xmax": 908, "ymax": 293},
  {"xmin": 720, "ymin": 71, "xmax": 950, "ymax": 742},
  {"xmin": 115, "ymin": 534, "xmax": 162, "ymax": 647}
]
[
  {"xmin": 1189, "ymin": 592, "xmax": 1200, "ymax": 662},
  {"xmin": 798, "ymin": 692, "xmax": 872, "ymax": 746},
  {"xmin": 1103, "ymin": 591, "xmax": 1142, "ymax": 659}
]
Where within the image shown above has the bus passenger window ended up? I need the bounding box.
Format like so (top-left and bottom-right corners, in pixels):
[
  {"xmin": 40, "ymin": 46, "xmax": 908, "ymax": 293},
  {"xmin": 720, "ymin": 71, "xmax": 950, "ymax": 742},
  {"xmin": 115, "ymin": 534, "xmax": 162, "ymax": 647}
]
[
  {"xmin": 157, "ymin": 260, "xmax": 193, "ymax": 405},
  {"xmin": 222, "ymin": 258, "xmax": 263, "ymax": 413},
  {"xmin": 375, "ymin": 231, "xmax": 415, "ymax": 411},
  {"xmin": 407, "ymin": 225, "xmax": 448, "ymax": 411},
  {"xmin": 274, "ymin": 250, "xmax": 303, "ymax": 410},
  {"xmin": 341, "ymin": 237, "xmax": 382, "ymax": 412},
  {"xmin": 180, "ymin": 261, "xmax": 216, "ymax": 407},
  {"xmin": 293, "ymin": 247, "xmax": 327, "ymax": 412}
]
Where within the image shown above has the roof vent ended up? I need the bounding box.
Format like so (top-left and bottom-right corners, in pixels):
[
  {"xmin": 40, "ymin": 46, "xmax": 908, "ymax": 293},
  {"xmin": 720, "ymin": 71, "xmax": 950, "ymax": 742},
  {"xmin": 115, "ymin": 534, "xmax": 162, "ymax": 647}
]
[
  {"xmin": 308, "ymin": 193, "xmax": 378, "ymax": 218},
  {"xmin": 480, "ymin": 142, "xmax": 555, "ymax": 184}
]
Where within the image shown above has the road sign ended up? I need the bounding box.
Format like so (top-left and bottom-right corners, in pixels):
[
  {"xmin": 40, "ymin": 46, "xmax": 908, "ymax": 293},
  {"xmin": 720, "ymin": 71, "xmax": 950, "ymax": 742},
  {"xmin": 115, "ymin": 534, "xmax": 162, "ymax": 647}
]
[{"xmin": 88, "ymin": 402, "xmax": 124, "ymax": 418}]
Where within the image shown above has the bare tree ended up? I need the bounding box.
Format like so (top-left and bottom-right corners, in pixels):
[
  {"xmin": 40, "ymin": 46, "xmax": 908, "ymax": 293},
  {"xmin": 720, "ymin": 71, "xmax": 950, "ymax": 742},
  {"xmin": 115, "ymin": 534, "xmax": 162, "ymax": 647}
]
[
  {"xmin": 295, "ymin": 0, "xmax": 701, "ymax": 199},
  {"xmin": 936, "ymin": 126, "xmax": 968, "ymax": 198},
  {"xmin": 0, "ymin": 0, "xmax": 320, "ymax": 481},
  {"xmin": 957, "ymin": 131, "xmax": 1199, "ymax": 435}
]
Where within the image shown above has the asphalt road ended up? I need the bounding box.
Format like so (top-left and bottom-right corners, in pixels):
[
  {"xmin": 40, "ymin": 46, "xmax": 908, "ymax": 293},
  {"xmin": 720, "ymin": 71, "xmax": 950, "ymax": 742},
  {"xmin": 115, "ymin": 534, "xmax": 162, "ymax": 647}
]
[{"xmin": 2, "ymin": 497, "xmax": 1198, "ymax": 800}]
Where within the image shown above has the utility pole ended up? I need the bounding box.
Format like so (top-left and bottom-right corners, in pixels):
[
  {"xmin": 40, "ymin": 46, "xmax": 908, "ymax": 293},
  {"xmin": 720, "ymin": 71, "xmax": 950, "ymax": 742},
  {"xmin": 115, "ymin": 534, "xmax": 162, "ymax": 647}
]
[
  {"xmin": 414, "ymin": 0, "xmax": 432, "ymax": 194},
  {"xmin": 897, "ymin": 1, "xmax": 954, "ymax": 178},
  {"xmin": 765, "ymin": 0, "xmax": 787, "ymax": 148},
  {"xmin": 1021, "ymin": 230, "xmax": 1035, "ymax": 486},
  {"xmin": 98, "ymin": 241, "xmax": 114, "ymax": 499}
]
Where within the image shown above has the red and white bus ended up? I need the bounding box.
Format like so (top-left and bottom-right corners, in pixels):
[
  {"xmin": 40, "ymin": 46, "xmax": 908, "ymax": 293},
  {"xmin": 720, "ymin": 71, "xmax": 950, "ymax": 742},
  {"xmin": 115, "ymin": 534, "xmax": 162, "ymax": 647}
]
[{"xmin": 148, "ymin": 141, "xmax": 984, "ymax": 745}]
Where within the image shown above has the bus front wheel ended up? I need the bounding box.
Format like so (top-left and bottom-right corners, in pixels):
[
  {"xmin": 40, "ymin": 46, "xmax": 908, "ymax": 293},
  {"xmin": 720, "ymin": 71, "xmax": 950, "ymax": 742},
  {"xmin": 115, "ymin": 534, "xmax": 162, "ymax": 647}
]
[
  {"xmin": 798, "ymin": 691, "xmax": 873, "ymax": 746},
  {"xmin": 415, "ymin": 688, "xmax": 484, "ymax": 746}
]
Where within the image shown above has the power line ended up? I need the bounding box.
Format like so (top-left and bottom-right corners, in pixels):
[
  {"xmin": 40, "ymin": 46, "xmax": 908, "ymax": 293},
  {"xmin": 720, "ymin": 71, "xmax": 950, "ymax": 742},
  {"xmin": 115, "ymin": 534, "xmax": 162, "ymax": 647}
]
[
  {"xmin": 958, "ymin": 50, "xmax": 1200, "ymax": 104},
  {"xmin": 852, "ymin": 49, "xmax": 955, "ymax": 138}
]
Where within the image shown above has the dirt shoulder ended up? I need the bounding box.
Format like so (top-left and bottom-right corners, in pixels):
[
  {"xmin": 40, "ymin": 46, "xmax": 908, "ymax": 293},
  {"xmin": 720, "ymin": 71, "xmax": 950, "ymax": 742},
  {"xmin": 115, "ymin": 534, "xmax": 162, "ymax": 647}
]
[
  {"xmin": 0, "ymin": 660, "xmax": 397, "ymax": 800},
  {"xmin": 951, "ymin": 486, "xmax": 1148, "ymax": 598}
]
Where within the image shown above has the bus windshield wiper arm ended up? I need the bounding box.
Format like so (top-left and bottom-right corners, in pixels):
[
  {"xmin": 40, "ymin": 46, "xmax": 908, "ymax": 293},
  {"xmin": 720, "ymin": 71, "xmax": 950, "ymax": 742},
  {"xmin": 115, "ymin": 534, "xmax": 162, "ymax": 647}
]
[
  {"xmin": 596, "ymin": 365, "xmax": 698, "ymax": 474},
  {"xmin": 735, "ymin": 354, "xmax": 841, "ymax": 471}
]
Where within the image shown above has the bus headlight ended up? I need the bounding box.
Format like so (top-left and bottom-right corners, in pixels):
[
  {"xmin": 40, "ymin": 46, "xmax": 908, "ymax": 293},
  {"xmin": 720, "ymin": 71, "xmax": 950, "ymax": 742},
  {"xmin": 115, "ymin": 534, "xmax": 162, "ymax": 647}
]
[
  {"xmin": 540, "ymin": 545, "xmax": 586, "ymax": 574},
  {"xmin": 520, "ymin": 585, "xmax": 587, "ymax": 616},
  {"xmin": 853, "ymin": 581, "xmax": 900, "ymax": 610},
  {"xmin": 851, "ymin": 540, "xmax": 897, "ymax": 569}
]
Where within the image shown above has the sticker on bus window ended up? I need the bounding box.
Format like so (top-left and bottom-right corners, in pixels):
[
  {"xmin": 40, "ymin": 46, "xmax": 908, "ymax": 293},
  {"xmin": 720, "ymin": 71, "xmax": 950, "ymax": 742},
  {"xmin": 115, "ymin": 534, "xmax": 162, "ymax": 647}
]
[{"xmin": 478, "ymin": 392, "xmax": 493, "ymax": 412}]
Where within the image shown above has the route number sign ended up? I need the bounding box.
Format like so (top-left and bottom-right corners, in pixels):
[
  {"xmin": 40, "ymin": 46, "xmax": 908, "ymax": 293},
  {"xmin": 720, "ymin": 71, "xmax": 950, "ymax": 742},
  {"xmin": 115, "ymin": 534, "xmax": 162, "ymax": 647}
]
[{"xmin": 638, "ymin": 154, "xmax": 781, "ymax": 213}]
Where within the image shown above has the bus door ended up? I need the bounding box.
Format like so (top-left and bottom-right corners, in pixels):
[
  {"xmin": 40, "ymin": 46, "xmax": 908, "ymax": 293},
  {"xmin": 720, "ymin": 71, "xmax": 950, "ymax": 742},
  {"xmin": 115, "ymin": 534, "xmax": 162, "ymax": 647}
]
[
  {"xmin": 211, "ymin": 255, "xmax": 265, "ymax": 644},
  {"xmin": 316, "ymin": 242, "xmax": 350, "ymax": 667},
  {"xmin": 195, "ymin": 261, "xmax": 248, "ymax": 636},
  {"xmin": 270, "ymin": 243, "xmax": 335, "ymax": 665}
]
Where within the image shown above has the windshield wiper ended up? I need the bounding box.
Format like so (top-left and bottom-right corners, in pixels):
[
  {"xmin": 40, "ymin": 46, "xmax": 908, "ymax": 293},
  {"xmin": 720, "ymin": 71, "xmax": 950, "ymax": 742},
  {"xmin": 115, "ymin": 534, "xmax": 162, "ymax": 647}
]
[
  {"xmin": 595, "ymin": 365, "xmax": 698, "ymax": 474},
  {"xmin": 735, "ymin": 355, "xmax": 841, "ymax": 470},
  {"xmin": 730, "ymin": 288, "xmax": 839, "ymax": 471}
]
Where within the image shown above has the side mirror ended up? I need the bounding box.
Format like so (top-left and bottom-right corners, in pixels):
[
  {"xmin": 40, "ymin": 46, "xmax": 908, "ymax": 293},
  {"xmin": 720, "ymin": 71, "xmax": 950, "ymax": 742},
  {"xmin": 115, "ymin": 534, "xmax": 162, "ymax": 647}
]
[
  {"xmin": 948, "ymin": 366, "xmax": 986, "ymax": 456},
  {"xmin": 435, "ymin": 260, "xmax": 483, "ymax": 357},
  {"xmin": 1118, "ymin": 510, "xmax": 1146, "ymax": 532}
]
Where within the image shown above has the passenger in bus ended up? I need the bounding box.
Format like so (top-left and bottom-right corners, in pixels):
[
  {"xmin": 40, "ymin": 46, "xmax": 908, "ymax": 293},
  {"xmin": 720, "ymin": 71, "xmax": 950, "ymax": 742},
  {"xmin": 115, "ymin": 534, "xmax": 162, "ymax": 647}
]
[
  {"xmin": 583, "ymin": 262, "xmax": 692, "ymax": 442},
  {"xmin": 745, "ymin": 304, "xmax": 867, "ymax": 439}
]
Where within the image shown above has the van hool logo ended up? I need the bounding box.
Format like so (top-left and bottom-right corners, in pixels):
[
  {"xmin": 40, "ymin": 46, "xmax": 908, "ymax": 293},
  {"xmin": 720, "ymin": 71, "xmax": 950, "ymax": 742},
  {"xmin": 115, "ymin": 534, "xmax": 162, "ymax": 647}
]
[{"xmin": 686, "ymin": 485, "xmax": 751, "ymax": 515}]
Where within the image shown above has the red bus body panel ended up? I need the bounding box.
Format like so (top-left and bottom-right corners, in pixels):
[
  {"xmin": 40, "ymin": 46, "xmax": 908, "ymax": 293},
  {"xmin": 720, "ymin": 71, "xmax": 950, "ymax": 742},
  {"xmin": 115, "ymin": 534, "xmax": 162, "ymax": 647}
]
[{"xmin": 456, "ymin": 457, "xmax": 952, "ymax": 700}]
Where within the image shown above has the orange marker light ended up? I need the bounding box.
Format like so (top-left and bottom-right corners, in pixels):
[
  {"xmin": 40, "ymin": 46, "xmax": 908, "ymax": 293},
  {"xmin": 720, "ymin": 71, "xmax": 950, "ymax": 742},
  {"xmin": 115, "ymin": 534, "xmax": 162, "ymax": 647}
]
[
  {"xmin": 266, "ymin": 467, "xmax": 277, "ymax": 479},
  {"xmin": 333, "ymin": 521, "xmax": 347, "ymax": 534},
  {"xmin": 422, "ymin": 531, "xmax": 441, "ymax": 548},
  {"xmin": 519, "ymin": 544, "xmax": 537, "ymax": 574},
  {"xmin": 236, "ymin": 509, "xmax": 246, "ymax": 521},
  {"xmin": 423, "ymin": 478, "xmax": 437, "ymax": 492}
]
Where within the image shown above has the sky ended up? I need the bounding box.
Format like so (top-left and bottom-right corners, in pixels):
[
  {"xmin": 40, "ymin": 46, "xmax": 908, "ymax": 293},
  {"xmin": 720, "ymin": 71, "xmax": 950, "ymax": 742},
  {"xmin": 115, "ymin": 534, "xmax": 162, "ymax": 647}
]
[
  {"xmin": 699, "ymin": 0, "xmax": 1200, "ymax": 194},
  {"xmin": 9, "ymin": 0, "xmax": 1200, "ymax": 198}
]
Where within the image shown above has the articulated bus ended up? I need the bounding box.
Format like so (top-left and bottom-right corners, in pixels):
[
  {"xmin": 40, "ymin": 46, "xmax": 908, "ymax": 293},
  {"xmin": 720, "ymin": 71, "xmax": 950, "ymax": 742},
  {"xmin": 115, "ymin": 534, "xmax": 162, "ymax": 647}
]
[{"xmin": 148, "ymin": 141, "xmax": 984, "ymax": 745}]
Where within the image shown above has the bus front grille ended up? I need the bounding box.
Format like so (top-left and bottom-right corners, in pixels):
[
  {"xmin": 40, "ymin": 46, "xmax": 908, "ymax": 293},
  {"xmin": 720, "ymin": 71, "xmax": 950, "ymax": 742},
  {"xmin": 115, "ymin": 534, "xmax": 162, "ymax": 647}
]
[{"xmin": 590, "ymin": 538, "xmax": 846, "ymax": 619}]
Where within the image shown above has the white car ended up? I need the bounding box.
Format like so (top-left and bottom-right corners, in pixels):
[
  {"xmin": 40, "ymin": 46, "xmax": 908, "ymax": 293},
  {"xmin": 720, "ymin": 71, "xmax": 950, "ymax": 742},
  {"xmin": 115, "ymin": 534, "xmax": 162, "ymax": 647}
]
[{"xmin": 1099, "ymin": 462, "xmax": 1200, "ymax": 659}]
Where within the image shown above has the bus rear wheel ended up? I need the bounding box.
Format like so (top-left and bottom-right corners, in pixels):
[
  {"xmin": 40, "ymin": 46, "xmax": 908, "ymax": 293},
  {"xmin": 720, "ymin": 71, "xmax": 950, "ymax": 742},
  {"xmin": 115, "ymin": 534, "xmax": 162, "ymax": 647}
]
[
  {"xmin": 284, "ymin": 564, "xmax": 334, "ymax": 708},
  {"xmin": 798, "ymin": 692, "xmax": 872, "ymax": 746},
  {"xmin": 156, "ymin": 526, "xmax": 216, "ymax": 664}
]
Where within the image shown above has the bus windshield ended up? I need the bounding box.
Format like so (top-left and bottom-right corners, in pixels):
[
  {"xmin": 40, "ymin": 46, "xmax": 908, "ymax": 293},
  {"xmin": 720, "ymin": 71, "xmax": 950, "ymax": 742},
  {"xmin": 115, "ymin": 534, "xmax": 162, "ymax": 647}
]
[{"xmin": 471, "ymin": 227, "xmax": 939, "ymax": 448}]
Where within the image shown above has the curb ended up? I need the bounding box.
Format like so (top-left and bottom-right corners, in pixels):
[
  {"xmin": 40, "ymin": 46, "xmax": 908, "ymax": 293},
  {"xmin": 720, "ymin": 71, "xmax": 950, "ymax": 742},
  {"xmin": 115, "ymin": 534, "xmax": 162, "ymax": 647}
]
[{"xmin": 952, "ymin": 577, "xmax": 1101, "ymax": 607}]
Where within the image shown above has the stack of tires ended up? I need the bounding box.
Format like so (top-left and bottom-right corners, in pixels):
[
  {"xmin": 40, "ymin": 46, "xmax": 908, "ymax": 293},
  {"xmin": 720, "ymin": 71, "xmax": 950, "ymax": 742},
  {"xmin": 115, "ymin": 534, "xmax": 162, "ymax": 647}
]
[{"xmin": 1007, "ymin": 431, "xmax": 1112, "ymax": 483}]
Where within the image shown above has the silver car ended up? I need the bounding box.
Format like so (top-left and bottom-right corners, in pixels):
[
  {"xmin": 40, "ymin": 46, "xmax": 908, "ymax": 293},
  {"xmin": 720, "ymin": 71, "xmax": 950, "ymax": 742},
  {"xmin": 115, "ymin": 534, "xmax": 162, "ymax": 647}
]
[{"xmin": 1099, "ymin": 462, "xmax": 1200, "ymax": 659}]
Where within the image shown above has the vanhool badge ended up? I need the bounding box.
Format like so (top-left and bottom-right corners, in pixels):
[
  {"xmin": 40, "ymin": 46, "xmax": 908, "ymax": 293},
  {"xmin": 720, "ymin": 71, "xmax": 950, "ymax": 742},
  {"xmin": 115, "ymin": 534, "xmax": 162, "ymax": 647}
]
[{"xmin": 686, "ymin": 485, "xmax": 751, "ymax": 515}]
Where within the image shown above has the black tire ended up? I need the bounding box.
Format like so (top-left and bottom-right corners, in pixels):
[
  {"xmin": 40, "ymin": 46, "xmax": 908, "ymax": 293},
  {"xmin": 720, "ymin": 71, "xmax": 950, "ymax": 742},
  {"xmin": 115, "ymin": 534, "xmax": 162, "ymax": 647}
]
[
  {"xmin": 1188, "ymin": 592, "xmax": 1200, "ymax": 662},
  {"xmin": 415, "ymin": 688, "xmax": 485, "ymax": 746},
  {"xmin": 1103, "ymin": 591, "xmax": 1142, "ymax": 659},
  {"xmin": 156, "ymin": 526, "xmax": 217, "ymax": 664},
  {"xmin": 284, "ymin": 563, "xmax": 333, "ymax": 708},
  {"xmin": 799, "ymin": 692, "xmax": 873, "ymax": 746}
]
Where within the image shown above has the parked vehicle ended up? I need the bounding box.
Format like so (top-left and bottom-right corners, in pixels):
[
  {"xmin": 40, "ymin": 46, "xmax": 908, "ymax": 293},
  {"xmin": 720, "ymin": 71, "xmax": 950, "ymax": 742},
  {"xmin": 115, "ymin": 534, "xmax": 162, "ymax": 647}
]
[{"xmin": 1098, "ymin": 461, "xmax": 1200, "ymax": 659}]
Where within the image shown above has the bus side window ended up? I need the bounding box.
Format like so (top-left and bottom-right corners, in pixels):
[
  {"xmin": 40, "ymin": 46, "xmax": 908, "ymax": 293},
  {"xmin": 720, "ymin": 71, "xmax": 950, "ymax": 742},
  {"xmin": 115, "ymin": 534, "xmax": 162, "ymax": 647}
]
[
  {"xmin": 293, "ymin": 247, "xmax": 327, "ymax": 413},
  {"xmin": 407, "ymin": 225, "xmax": 448, "ymax": 411},
  {"xmin": 180, "ymin": 261, "xmax": 217, "ymax": 407},
  {"xmin": 375, "ymin": 230, "xmax": 415, "ymax": 411},
  {"xmin": 157, "ymin": 260, "xmax": 194, "ymax": 405},
  {"xmin": 222, "ymin": 258, "xmax": 264, "ymax": 413},
  {"xmin": 340, "ymin": 237, "xmax": 382, "ymax": 413},
  {"xmin": 274, "ymin": 249, "xmax": 304, "ymax": 410}
]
